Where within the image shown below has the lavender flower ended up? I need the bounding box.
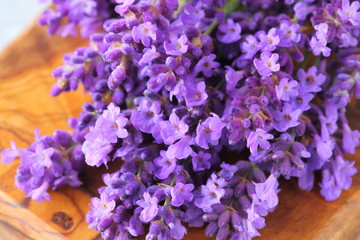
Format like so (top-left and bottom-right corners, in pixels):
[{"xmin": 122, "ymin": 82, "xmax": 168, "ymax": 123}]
[
  {"xmin": 297, "ymin": 66, "xmax": 326, "ymax": 93},
  {"xmin": 195, "ymin": 114, "xmax": 225, "ymax": 149},
  {"xmin": 337, "ymin": 0, "xmax": 360, "ymax": 26},
  {"xmin": 195, "ymin": 174, "xmax": 226, "ymax": 212},
  {"xmin": 194, "ymin": 54, "xmax": 220, "ymax": 77},
  {"xmin": 247, "ymin": 129, "xmax": 274, "ymax": 154},
  {"xmin": 217, "ymin": 19, "xmax": 242, "ymax": 44},
  {"xmin": 154, "ymin": 150, "xmax": 177, "ymax": 179},
  {"xmin": 137, "ymin": 192, "xmax": 159, "ymax": 223},
  {"xmin": 253, "ymin": 51, "xmax": 280, "ymax": 76},
  {"xmin": 159, "ymin": 113, "xmax": 188, "ymax": 145},
  {"xmin": 1, "ymin": 141, "xmax": 21, "ymax": 164},
  {"xmin": 132, "ymin": 22, "xmax": 157, "ymax": 47},
  {"xmin": 171, "ymin": 183, "xmax": 194, "ymax": 207},
  {"xmin": 253, "ymin": 174, "xmax": 280, "ymax": 209},
  {"xmin": 164, "ymin": 34, "xmax": 189, "ymax": 56},
  {"xmin": 275, "ymin": 78, "xmax": 299, "ymax": 101}
]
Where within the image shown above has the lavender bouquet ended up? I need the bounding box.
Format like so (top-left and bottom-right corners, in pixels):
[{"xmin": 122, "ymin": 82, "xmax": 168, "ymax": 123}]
[{"xmin": 2, "ymin": 0, "xmax": 360, "ymax": 239}]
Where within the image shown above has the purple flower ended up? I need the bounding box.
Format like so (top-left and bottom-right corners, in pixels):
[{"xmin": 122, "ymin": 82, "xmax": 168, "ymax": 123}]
[
  {"xmin": 333, "ymin": 156, "xmax": 357, "ymax": 190},
  {"xmin": 132, "ymin": 22, "xmax": 157, "ymax": 47},
  {"xmin": 337, "ymin": 0, "xmax": 360, "ymax": 26},
  {"xmin": 164, "ymin": 34, "xmax": 188, "ymax": 56},
  {"xmin": 154, "ymin": 150, "xmax": 177, "ymax": 179},
  {"xmin": 310, "ymin": 23, "xmax": 331, "ymax": 57},
  {"xmin": 320, "ymin": 155, "xmax": 357, "ymax": 201},
  {"xmin": 192, "ymin": 151, "xmax": 211, "ymax": 171},
  {"xmin": 195, "ymin": 174, "xmax": 226, "ymax": 212},
  {"xmin": 242, "ymin": 199, "xmax": 266, "ymax": 238},
  {"xmin": 138, "ymin": 46, "xmax": 160, "ymax": 67},
  {"xmin": 137, "ymin": 192, "xmax": 159, "ymax": 223},
  {"xmin": 89, "ymin": 194, "xmax": 116, "ymax": 220},
  {"xmin": 186, "ymin": 205, "xmax": 204, "ymax": 227},
  {"xmin": 314, "ymin": 23, "xmax": 329, "ymax": 42},
  {"xmin": 195, "ymin": 113, "xmax": 225, "ymax": 149},
  {"xmin": 320, "ymin": 169, "xmax": 343, "ymax": 201},
  {"xmin": 220, "ymin": 162, "xmax": 239, "ymax": 178},
  {"xmin": 275, "ymin": 78, "xmax": 299, "ymax": 101},
  {"xmin": 273, "ymin": 103, "xmax": 302, "ymax": 132},
  {"xmin": 294, "ymin": 2, "xmax": 315, "ymax": 20},
  {"xmin": 82, "ymin": 128, "xmax": 112, "ymax": 167},
  {"xmin": 278, "ymin": 21, "xmax": 301, "ymax": 47},
  {"xmin": 253, "ymin": 174, "xmax": 280, "ymax": 209},
  {"xmin": 253, "ymin": 51, "xmax": 280, "ymax": 77},
  {"xmin": 314, "ymin": 134, "xmax": 334, "ymax": 162},
  {"xmin": 166, "ymin": 135, "xmax": 193, "ymax": 159},
  {"xmin": 170, "ymin": 219, "xmax": 187, "ymax": 239},
  {"xmin": 130, "ymin": 99, "xmax": 162, "ymax": 134},
  {"xmin": 95, "ymin": 103, "xmax": 129, "ymax": 143},
  {"xmin": 310, "ymin": 37, "xmax": 331, "ymax": 57},
  {"xmin": 127, "ymin": 215, "xmax": 145, "ymax": 237},
  {"xmin": 1, "ymin": 141, "xmax": 21, "ymax": 164},
  {"xmin": 290, "ymin": 89, "xmax": 313, "ymax": 111},
  {"xmin": 184, "ymin": 81, "xmax": 208, "ymax": 108},
  {"xmin": 246, "ymin": 129, "xmax": 274, "ymax": 154},
  {"xmin": 180, "ymin": 2, "xmax": 204, "ymax": 25},
  {"xmin": 342, "ymin": 122, "xmax": 360, "ymax": 154},
  {"xmin": 159, "ymin": 113, "xmax": 188, "ymax": 145},
  {"xmin": 170, "ymin": 183, "xmax": 194, "ymax": 207},
  {"xmin": 241, "ymin": 35, "xmax": 260, "ymax": 59},
  {"xmin": 225, "ymin": 66, "xmax": 243, "ymax": 97},
  {"xmin": 217, "ymin": 19, "xmax": 241, "ymax": 44},
  {"xmin": 26, "ymin": 181, "xmax": 50, "ymax": 202},
  {"xmin": 298, "ymin": 164, "xmax": 315, "ymax": 191},
  {"xmin": 338, "ymin": 31, "xmax": 358, "ymax": 48},
  {"xmin": 21, "ymin": 143, "xmax": 54, "ymax": 178},
  {"xmin": 257, "ymin": 28, "xmax": 280, "ymax": 52},
  {"xmin": 194, "ymin": 54, "xmax": 220, "ymax": 77},
  {"xmin": 115, "ymin": 0, "xmax": 136, "ymax": 15},
  {"xmin": 87, "ymin": 194, "xmax": 116, "ymax": 230},
  {"xmin": 297, "ymin": 66, "xmax": 326, "ymax": 93}
]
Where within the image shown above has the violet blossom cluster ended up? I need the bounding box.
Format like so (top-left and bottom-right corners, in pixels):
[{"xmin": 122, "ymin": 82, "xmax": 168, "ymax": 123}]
[
  {"xmin": 38, "ymin": 0, "xmax": 115, "ymax": 37},
  {"xmin": 2, "ymin": 0, "xmax": 360, "ymax": 239},
  {"xmin": 1, "ymin": 130, "xmax": 84, "ymax": 202}
]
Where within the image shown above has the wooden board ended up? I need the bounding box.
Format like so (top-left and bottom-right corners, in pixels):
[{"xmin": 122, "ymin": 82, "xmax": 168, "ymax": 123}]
[{"xmin": 0, "ymin": 21, "xmax": 359, "ymax": 240}]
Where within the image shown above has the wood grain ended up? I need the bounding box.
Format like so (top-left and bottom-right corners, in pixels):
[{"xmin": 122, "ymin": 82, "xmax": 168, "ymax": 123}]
[
  {"xmin": 0, "ymin": 21, "xmax": 99, "ymax": 240},
  {"xmin": 0, "ymin": 21, "xmax": 359, "ymax": 240}
]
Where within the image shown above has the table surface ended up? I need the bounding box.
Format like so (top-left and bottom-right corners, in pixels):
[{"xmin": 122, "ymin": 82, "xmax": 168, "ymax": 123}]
[{"xmin": 0, "ymin": 22, "xmax": 360, "ymax": 240}]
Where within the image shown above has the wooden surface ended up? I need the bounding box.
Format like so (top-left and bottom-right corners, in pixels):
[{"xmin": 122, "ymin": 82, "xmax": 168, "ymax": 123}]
[{"xmin": 0, "ymin": 21, "xmax": 359, "ymax": 240}]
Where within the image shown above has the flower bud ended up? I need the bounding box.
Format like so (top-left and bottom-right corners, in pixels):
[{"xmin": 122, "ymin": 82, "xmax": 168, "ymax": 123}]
[
  {"xmin": 203, "ymin": 213, "xmax": 218, "ymax": 222},
  {"xmin": 218, "ymin": 210, "xmax": 231, "ymax": 228},
  {"xmin": 205, "ymin": 222, "xmax": 218, "ymax": 237},
  {"xmin": 216, "ymin": 227, "xmax": 229, "ymax": 240}
]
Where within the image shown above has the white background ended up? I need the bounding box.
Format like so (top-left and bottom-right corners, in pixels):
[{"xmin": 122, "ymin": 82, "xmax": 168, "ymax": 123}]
[{"xmin": 0, "ymin": 0, "xmax": 45, "ymax": 51}]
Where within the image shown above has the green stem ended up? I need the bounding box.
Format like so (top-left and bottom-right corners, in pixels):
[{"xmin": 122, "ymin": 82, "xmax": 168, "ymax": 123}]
[
  {"xmin": 299, "ymin": 51, "xmax": 311, "ymax": 69},
  {"xmin": 204, "ymin": 21, "xmax": 219, "ymax": 35},
  {"xmin": 65, "ymin": 144, "xmax": 77, "ymax": 155},
  {"xmin": 174, "ymin": 0, "xmax": 189, "ymax": 17},
  {"xmin": 160, "ymin": 176, "xmax": 176, "ymax": 223},
  {"xmin": 221, "ymin": 0, "xmax": 241, "ymax": 17},
  {"xmin": 243, "ymin": 162, "xmax": 255, "ymax": 179},
  {"xmin": 215, "ymin": 78, "xmax": 226, "ymax": 90},
  {"xmin": 314, "ymin": 55, "xmax": 321, "ymax": 66}
]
